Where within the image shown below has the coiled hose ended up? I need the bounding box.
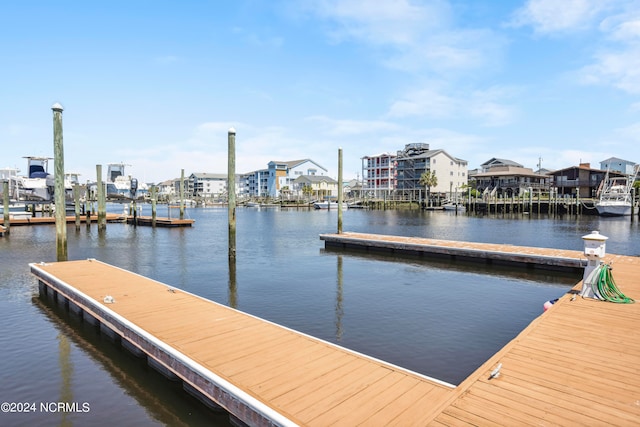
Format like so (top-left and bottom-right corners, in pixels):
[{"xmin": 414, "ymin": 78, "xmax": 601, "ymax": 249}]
[{"xmin": 588, "ymin": 263, "xmax": 635, "ymax": 304}]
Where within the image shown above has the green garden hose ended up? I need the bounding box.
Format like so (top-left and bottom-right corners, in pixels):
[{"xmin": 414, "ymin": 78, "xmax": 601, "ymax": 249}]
[{"xmin": 590, "ymin": 264, "xmax": 635, "ymax": 304}]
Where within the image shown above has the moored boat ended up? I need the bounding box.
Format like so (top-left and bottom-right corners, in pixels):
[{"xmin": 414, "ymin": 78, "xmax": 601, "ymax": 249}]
[
  {"xmin": 313, "ymin": 200, "xmax": 346, "ymax": 210},
  {"xmin": 595, "ymin": 168, "xmax": 637, "ymax": 216}
]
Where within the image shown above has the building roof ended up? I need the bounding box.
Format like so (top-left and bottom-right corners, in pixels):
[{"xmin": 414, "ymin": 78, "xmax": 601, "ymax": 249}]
[
  {"xmin": 600, "ymin": 157, "xmax": 635, "ymax": 165},
  {"xmin": 472, "ymin": 166, "xmax": 544, "ymax": 178},
  {"xmin": 294, "ymin": 175, "xmax": 337, "ymax": 184},
  {"xmin": 268, "ymin": 159, "xmax": 327, "ymax": 172},
  {"xmin": 396, "ymin": 148, "xmax": 467, "ymax": 164},
  {"xmin": 480, "ymin": 158, "xmax": 524, "ymax": 168},
  {"xmin": 190, "ymin": 172, "xmax": 227, "ymax": 179},
  {"xmin": 361, "ymin": 152, "xmax": 397, "ymax": 159}
]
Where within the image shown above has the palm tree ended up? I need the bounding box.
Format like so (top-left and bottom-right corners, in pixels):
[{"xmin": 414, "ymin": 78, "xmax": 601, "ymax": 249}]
[{"xmin": 419, "ymin": 171, "xmax": 438, "ymax": 206}]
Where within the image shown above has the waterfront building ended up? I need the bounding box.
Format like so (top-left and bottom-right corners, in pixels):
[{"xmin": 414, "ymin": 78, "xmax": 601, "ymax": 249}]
[
  {"xmin": 265, "ymin": 159, "xmax": 327, "ymax": 198},
  {"xmin": 156, "ymin": 179, "xmax": 175, "ymax": 201},
  {"xmin": 188, "ymin": 173, "xmax": 227, "ymax": 201},
  {"xmin": 472, "ymin": 159, "xmax": 549, "ymax": 198},
  {"xmin": 549, "ymin": 163, "xmax": 612, "ymax": 198},
  {"xmin": 600, "ymin": 157, "xmax": 637, "ymax": 176},
  {"xmin": 293, "ymin": 174, "xmax": 338, "ymax": 200},
  {"xmin": 361, "ymin": 152, "xmax": 397, "ymax": 199},
  {"xmin": 242, "ymin": 169, "xmax": 269, "ymax": 199},
  {"xmin": 479, "ymin": 158, "xmax": 523, "ymax": 171},
  {"xmin": 394, "ymin": 143, "xmax": 468, "ymax": 200}
]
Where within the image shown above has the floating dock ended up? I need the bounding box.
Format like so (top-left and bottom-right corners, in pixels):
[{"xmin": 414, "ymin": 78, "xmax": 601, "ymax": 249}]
[
  {"xmin": 125, "ymin": 215, "xmax": 195, "ymax": 227},
  {"xmin": 30, "ymin": 235, "xmax": 640, "ymax": 426},
  {"xmin": 320, "ymin": 231, "xmax": 586, "ymax": 272},
  {"xmin": 6, "ymin": 213, "xmax": 125, "ymax": 226}
]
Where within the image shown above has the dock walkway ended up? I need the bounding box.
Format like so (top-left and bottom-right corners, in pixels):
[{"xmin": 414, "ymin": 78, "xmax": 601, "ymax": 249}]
[
  {"xmin": 31, "ymin": 259, "xmax": 455, "ymax": 426},
  {"xmin": 30, "ymin": 233, "xmax": 640, "ymax": 426},
  {"xmin": 125, "ymin": 215, "xmax": 195, "ymax": 227},
  {"xmin": 320, "ymin": 231, "xmax": 586, "ymax": 271},
  {"xmin": 7, "ymin": 213, "xmax": 125, "ymax": 226}
]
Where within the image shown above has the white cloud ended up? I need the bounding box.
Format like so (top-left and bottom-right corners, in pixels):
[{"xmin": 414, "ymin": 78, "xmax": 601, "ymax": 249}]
[
  {"xmin": 303, "ymin": 0, "xmax": 448, "ymax": 46},
  {"xmin": 509, "ymin": 0, "xmax": 615, "ymax": 33},
  {"xmin": 387, "ymin": 83, "xmax": 518, "ymax": 127},
  {"xmin": 298, "ymin": 0, "xmax": 504, "ymax": 75},
  {"xmin": 614, "ymin": 121, "xmax": 640, "ymax": 141},
  {"xmin": 601, "ymin": 10, "xmax": 640, "ymax": 41},
  {"xmin": 577, "ymin": 5, "xmax": 640, "ymax": 94},
  {"xmin": 579, "ymin": 48, "xmax": 640, "ymax": 93},
  {"xmin": 305, "ymin": 115, "xmax": 401, "ymax": 136},
  {"xmin": 513, "ymin": 1, "xmax": 640, "ymax": 95}
]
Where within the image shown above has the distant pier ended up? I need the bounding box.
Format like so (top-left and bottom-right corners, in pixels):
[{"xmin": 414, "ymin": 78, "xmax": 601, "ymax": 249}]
[{"xmin": 7, "ymin": 213, "xmax": 125, "ymax": 226}]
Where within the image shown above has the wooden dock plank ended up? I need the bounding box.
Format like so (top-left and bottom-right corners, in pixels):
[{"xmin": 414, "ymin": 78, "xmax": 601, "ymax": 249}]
[
  {"xmin": 8, "ymin": 213, "xmax": 125, "ymax": 225},
  {"xmin": 32, "ymin": 258, "xmax": 454, "ymax": 426},
  {"xmin": 31, "ymin": 232, "xmax": 640, "ymax": 426}
]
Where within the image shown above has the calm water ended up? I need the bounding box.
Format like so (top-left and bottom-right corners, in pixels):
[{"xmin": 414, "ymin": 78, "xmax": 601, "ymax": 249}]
[{"xmin": 1, "ymin": 207, "xmax": 638, "ymax": 426}]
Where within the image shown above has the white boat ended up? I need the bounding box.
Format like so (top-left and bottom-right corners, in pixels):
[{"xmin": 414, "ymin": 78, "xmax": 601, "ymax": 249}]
[
  {"xmin": 19, "ymin": 157, "xmax": 55, "ymax": 201},
  {"xmin": 313, "ymin": 200, "xmax": 346, "ymax": 210},
  {"xmin": 595, "ymin": 168, "xmax": 637, "ymax": 217},
  {"xmin": 442, "ymin": 200, "xmax": 466, "ymax": 212},
  {"xmin": 106, "ymin": 163, "xmax": 148, "ymax": 200}
]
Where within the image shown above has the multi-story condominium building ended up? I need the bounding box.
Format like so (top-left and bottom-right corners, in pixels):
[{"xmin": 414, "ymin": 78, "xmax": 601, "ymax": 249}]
[
  {"xmin": 265, "ymin": 159, "xmax": 327, "ymax": 198},
  {"xmin": 243, "ymin": 169, "xmax": 270, "ymax": 198},
  {"xmin": 394, "ymin": 143, "xmax": 468, "ymax": 199},
  {"xmin": 189, "ymin": 173, "xmax": 227, "ymax": 199},
  {"xmin": 361, "ymin": 152, "xmax": 397, "ymax": 198}
]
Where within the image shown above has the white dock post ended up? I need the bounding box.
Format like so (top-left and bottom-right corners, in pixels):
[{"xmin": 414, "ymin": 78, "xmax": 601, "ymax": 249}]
[{"xmin": 580, "ymin": 231, "xmax": 608, "ymax": 299}]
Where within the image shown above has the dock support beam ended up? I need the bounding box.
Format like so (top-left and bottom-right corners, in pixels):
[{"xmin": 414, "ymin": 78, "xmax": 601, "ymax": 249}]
[
  {"xmin": 180, "ymin": 169, "xmax": 185, "ymax": 220},
  {"xmin": 338, "ymin": 147, "xmax": 343, "ymax": 234},
  {"xmin": 96, "ymin": 165, "xmax": 107, "ymax": 231},
  {"xmin": 52, "ymin": 103, "xmax": 67, "ymax": 261},
  {"xmin": 228, "ymin": 127, "xmax": 237, "ymax": 261},
  {"xmin": 2, "ymin": 180, "xmax": 9, "ymax": 235}
]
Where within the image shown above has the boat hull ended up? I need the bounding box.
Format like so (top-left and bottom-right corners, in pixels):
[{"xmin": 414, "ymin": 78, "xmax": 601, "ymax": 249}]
[{"xmin": 595, "ymin": 204, "xmax": 632, "ymax": 216}]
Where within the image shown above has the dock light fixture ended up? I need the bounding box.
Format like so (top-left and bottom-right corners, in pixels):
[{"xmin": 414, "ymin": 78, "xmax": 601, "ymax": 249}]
[{"xmin": 580, "ymin": 231, "xmax": 608, "ymax": 299}]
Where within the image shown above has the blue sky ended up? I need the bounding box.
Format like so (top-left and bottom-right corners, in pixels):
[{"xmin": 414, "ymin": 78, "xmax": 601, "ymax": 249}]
[{"xmin": 1, "ymin": 0, "xmax": 639, "ymax": 183}]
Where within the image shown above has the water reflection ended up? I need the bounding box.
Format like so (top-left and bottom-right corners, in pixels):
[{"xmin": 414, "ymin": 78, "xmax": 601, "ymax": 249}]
[
  {"xmin": 58, "ymin": 332, "xmax": 73, "ymax": 427},
  {"xmin": 335, "ymin": 255, "xmax": 344, "ymax": 342},
  {"xmin": 33, "ymin": 296, "xmax": 231, "ymax": 427},
  {"xmin": 228, "ymin": 257, "xmax": 237, "ymax": 309}
]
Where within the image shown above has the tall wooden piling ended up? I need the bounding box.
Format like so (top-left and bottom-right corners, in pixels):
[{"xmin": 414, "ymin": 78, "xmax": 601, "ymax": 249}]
[
  {"xmin": 52, "ymin": 103, "xmax": 67, "ymax": 261},
  {"xmin": 2, "ymin": 180, "xmax": 9, "ymax": 235},
  {"xmin": 73, "ymin": 183, "xmax": 81, "ymax": 229},
  {"xmin": 96, "ymin": 165, "xmax": 106, "ymax": 231},
  {"xmin": 337, "ymin": 148, "xmax": 343, "ymax": 234},
  {"xmin": 151, "ymin": 185, "xmax": 157, "ymax": 227},
  {"xmin": 180, "ymin": 169, "xmax": 185, "ymax": 220},
  {"xmin": 228, "ymin": 128, "xmax": 236, "ymax": 261}
]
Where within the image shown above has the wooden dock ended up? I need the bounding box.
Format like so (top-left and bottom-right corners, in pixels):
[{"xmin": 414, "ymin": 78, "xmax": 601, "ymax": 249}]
[
  {"xmin": 125, "ymin": 215, "xmax": 195, "ymax": 227},
  {"xmin": 6, "ymin": 213, "xmax": 125, "ymax": 226},
  {"xmin": 320, "ymin": 231, "xmax": 586, "ymax": 272},
  {"xmin": 30, "ymin": 234, "xmax": 640, "ymax": 426}
]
